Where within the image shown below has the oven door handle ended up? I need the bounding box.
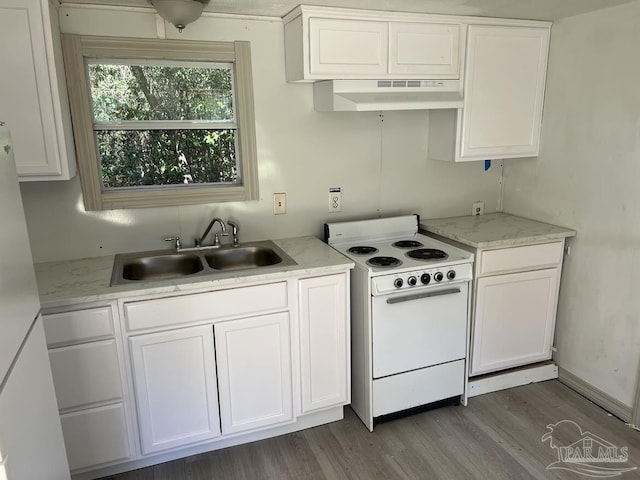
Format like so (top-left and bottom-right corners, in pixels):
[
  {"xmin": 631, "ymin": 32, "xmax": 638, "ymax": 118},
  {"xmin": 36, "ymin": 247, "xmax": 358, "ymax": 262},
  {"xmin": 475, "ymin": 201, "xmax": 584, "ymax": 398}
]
[{"xmin": 385, "ymin": 288, "xmax": 461, "ymax": 304}]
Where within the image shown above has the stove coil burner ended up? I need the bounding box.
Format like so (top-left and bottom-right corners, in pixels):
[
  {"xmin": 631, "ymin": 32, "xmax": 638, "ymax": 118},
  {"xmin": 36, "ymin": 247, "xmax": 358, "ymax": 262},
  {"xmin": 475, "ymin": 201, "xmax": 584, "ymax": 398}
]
[
  {"xmin": 406, "ymin": 248, "xmax": 449, "ymax": 261},
  {"xmin": 348, "ymin": 246, "xmax": 379, "ymax": 255},
  {"xmin": 392, "ymin": 240, "xmax": 424, "ymax": 249},
  {"xmin": 366, "ymin": 256, "xmax": 402, "ymax": 268}
]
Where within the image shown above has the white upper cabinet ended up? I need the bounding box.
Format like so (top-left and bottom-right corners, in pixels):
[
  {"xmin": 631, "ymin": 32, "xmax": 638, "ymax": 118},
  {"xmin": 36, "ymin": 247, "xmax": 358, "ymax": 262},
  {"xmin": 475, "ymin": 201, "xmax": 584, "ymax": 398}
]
[
  {"xmin": 0, "ymin": 0, "xmax": 76, "ymax": 181},
  {"xmin": 309, "ymin": 18, "xmax": 388, "ymax": 76},
  {"xmin": 388, "ymin": 23, "xmax": 461, "ymax": 77},
  {"xmin": 284, "ymin": 6, "xmax": 463, "ymax": 82},
  {"xmin": 459, "ymin": 25, "xmax": 550, "ymax": 161}
]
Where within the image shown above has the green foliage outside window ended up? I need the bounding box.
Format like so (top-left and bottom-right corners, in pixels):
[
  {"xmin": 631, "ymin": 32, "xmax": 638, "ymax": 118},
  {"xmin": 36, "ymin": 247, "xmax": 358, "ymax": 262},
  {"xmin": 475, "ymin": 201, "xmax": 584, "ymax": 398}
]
[{"xmin": 88, "ymin": 62, "xmax": 238, "ymax": 189}]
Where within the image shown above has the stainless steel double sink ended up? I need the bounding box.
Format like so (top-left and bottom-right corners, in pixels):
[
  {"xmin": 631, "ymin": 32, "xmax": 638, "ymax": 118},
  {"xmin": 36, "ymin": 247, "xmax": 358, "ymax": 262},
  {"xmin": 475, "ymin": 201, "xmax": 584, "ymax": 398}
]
[{"xmin": 111, "ymin": 240, "xmax": 297, "ymax": 286}]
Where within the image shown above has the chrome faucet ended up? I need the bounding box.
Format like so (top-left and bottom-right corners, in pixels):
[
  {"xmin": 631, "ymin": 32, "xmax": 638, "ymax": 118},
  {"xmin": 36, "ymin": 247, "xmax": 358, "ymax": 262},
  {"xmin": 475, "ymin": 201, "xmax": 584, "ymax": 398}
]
[
  {"xmin": 227, "ymin": 221, "xmax": 239, "ymax": 247},
  {"xmin": 197, "ymin": 217, "xmax": 228, "ymax": 247},
  {"xmin": 163, "ymin": 236, "xmax": 181, "ymax": 251}
]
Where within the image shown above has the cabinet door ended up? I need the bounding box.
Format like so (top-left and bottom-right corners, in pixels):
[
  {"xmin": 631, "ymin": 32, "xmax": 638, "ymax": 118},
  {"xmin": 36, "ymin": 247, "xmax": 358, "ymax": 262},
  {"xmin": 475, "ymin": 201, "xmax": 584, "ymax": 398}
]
[
  {"xmin": 470, "ymin": 268, "xmax": 559, "ymax": 376},
  {"xmin": 460, "ymin": 25, "xmax": 549, "ymax": 160},
  {"xmin": 60, "ymin": 403, "xmax": 131, "ymax": 472},
  {"xmin": 309, "ymin": 18, "xmax": 388, "ymax": 76},
  {"xmin": 130, "ymin": 325, "xmax": 220, "ymax": 454},
  {"xmin": 215, "ymin": 313, "xmax": 293, "ymax": 435},
  {"xmin": 389, "ymin": 22, "xmax": 461, "ymax": 77},
  {"xmin": 298, "ymin": 273, "xmax": 349, "ymax": 413},
  {"xmin": 0, "ymin": 0, "xmax": 75, "ymax": 180}
]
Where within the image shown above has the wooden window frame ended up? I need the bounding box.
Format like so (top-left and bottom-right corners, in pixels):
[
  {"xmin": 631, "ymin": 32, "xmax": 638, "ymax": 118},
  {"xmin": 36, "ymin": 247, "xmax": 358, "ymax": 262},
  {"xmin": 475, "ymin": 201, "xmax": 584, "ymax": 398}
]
[{"xmin": 61, "ymin": 35, "xmax": 259, "ymax": 211}]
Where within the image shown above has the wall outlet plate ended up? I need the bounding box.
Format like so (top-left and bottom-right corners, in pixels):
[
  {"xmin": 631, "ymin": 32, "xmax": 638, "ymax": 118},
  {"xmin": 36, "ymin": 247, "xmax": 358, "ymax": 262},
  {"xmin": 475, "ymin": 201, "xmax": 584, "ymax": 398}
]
[
  {"xmin": 473, "ymin": 201, "xmax": 484, "ymax": 216},
  {"xmin": 273, "ymin": 193, "xmax": 286, "ymax": 215},
  {"xmin": 329, "ymin": 187, "xmax": 342, "ymax": 213}
]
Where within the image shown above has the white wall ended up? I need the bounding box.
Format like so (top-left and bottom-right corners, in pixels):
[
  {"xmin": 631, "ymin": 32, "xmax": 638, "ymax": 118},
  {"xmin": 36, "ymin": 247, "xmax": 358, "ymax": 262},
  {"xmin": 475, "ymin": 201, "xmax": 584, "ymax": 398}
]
[
  {"xmin": 503, "ymin": 2, "xmax": 640, "ymax": 406},
  {"xmin": 19, "ymin": 5, "xmax": 501, "ymax": 263}
]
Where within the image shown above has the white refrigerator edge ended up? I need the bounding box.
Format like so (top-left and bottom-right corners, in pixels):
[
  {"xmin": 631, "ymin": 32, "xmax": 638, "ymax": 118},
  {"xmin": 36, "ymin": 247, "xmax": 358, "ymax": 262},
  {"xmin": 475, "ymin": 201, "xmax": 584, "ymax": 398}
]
[{"xmin": 0, "ymin": 123, "xmax": 70, "ymax": 479}]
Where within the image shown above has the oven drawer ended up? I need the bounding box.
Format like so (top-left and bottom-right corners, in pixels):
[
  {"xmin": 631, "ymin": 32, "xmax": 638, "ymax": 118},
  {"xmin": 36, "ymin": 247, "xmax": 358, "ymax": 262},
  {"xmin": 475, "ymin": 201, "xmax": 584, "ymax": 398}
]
[
  {"xmin": 372, "ymin": 282, "xmax": 468, "ymax": 378},
  {"xmin": 372, "ymin": 360, "xmax": 464, "ymax": 417}
]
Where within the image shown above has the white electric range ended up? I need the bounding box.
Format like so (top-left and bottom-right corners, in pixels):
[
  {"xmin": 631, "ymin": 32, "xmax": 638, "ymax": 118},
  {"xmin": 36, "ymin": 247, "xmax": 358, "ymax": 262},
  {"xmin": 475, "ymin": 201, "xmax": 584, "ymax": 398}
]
[{"xmin": 325, "ymin": 214, "xmax": 474, "ymax": 431}]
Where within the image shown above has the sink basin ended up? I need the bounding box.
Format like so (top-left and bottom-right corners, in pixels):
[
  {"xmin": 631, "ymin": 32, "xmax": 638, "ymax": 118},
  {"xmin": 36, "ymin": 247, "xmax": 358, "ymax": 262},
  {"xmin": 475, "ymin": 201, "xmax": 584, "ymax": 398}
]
[
  {"xmin": 110, "ymin": 240, "xmax": 297, "ymax": 286},
  {"xmin": 205, "ymin": 246, "xmax": 283, "ymax": 271},
  {"xmin": 121, "ymin": 253, "xmax": 204, "ymax": 281}
]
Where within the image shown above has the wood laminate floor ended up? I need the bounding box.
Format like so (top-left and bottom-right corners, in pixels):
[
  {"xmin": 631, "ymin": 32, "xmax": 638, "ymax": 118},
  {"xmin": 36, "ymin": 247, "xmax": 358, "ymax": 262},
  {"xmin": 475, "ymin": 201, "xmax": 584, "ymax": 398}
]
[{"xmin": 102, "ymin": 381, "xmax": 640, "ymax": 479}]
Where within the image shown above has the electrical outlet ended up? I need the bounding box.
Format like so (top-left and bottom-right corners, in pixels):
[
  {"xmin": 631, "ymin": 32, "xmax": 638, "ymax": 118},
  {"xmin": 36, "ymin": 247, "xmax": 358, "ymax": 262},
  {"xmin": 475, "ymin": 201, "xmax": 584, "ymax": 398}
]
[
  {"xmin": 273, "ymin": 193, "xmax": 286, "ymax": 215},
  {"xmin": 329, "ymin": 187, "xmax": 342, "ymax": 213},
  {"xmin": 472, "ymin": 201, "xmax": 484, "ymax": 216}
]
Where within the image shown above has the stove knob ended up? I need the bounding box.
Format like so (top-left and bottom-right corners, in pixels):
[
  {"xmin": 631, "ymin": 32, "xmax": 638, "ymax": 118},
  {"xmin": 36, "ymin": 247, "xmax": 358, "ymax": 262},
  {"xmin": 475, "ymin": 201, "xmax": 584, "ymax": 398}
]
[
  {"xmin": 394, "ymin": 278, "xmax": 404, "ymax": 289},
  {"xmin": 420, "ymin": 273, "xmax": 431, "ymax": 285},
  {"xmin": 408, "ymin": 276, "xmax": 417, "ymax": 286},
  {"xmin": 447, "ymin": 270, "xmax": 456, "ymax": 280},
  {"xmin": 434, "ymin": 272, "xmax": 444, "ymax": 282}
]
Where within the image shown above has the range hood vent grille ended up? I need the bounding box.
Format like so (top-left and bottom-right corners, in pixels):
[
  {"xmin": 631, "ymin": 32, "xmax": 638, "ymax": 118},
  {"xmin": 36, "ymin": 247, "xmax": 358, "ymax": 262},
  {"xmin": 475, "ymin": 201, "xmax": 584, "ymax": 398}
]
[
  {"xmin": 314, "ymin": 80, "xmax": 463, "ymax": 112},
  {"xmin": 377, "ymin": 80, "xmax": 443, "ymax": 89}
]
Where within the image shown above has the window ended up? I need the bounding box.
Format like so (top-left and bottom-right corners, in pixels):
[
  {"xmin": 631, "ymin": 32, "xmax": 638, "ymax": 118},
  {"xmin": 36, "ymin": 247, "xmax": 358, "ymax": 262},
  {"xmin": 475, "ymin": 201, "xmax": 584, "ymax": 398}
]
[{"xmin": 61, "ymin": 36, "xmax": 258, "ymax": 210}]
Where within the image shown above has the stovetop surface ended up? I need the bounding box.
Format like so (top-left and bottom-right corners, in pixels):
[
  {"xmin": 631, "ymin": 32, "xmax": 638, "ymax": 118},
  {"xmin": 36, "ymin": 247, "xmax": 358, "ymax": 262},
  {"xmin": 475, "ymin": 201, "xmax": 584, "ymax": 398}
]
[
  {"xmin": 326, "ymin": 214, "xmax": 474, "ymax": 275},
  {"xmin": 332, "ymin": 232, "xmax": 473, "ymax": 274}
]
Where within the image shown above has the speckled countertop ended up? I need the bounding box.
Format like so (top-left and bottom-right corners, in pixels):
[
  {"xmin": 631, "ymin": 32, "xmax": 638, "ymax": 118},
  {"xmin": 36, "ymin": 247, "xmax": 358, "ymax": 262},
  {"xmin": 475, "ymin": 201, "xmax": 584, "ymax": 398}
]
[
  {"xmin": 420, "ymin": 212, "xmax": 576, "ymax": 249},
  {"xmin": 35, "ymin": 236, "xmax": 353, "ymax": 309}
]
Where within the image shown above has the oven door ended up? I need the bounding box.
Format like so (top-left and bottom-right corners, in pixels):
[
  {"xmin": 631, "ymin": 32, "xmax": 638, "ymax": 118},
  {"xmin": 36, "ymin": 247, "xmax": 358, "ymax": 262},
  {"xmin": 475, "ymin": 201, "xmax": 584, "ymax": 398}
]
[{"xmin": 372, "ymin": 282, "xmax": 468, "ymax": 379}]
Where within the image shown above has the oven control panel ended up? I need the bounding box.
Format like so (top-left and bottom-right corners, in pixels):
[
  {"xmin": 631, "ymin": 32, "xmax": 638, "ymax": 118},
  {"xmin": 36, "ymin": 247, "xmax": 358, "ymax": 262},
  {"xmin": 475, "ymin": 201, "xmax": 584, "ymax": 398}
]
[{"xmin": 372, "ymin": 263, "xmax": 473, "ymax": 295}]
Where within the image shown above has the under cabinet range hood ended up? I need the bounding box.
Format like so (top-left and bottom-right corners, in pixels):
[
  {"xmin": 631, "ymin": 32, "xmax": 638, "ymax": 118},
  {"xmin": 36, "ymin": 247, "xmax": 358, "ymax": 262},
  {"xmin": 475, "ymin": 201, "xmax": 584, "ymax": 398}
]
[{"xmin": 313, "ymin": 79, "xmax": 463, "ymax": 112}]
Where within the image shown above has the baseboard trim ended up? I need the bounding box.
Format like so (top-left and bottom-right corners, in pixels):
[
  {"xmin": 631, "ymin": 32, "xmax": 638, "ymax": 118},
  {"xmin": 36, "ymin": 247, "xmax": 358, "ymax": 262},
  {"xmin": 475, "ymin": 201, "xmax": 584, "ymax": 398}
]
[
  {"xmin": 558, "ymin": 367, "xmax": 632, "ymax": 423},
  {"xmin": 468, "ymin": 362, "xmax": 558, "ymax": 398}
]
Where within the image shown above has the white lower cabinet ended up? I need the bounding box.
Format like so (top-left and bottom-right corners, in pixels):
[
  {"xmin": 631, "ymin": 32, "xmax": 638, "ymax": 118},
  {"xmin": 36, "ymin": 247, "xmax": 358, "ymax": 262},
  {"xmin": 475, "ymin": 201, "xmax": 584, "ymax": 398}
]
[
  {"xmin": 42, "ymin": 304, "xmax": 133, "ymax": 473},
  {"xmin": 129, "ymin": 325, "xmax": 221, "ymax": 454},
  {"xmin": 298, "ymin": 273, "xmax": 349, "ymax": 413},
  {"xmin": 471, "ymin": 268, "xmax": 560, "ymax": 376},
  {"xmin": 60, "ymin": 403, "xmax": 130, "ymax": 472},
  {"xmin": 468, "ymin": 241, "xmax": 565, "ymax": 377},
  {"xmin": 215, "ymin": 312, "xmax": 293, "ymax": 435},
  {"xmin": 44, "ymin": 271, "xmax": 351, "ymax": 477}
]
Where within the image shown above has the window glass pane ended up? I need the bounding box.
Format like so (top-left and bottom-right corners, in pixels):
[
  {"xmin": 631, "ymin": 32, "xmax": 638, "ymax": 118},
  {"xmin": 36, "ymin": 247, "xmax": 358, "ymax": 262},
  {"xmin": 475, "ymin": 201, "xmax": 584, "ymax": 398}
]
[
  {"xmin": 96, "ymin": 129, "xmax": 238, "ymax": 189},
  {"xmin": 88, "ymin": 61, "xmax": 234, "ymax": 123}
]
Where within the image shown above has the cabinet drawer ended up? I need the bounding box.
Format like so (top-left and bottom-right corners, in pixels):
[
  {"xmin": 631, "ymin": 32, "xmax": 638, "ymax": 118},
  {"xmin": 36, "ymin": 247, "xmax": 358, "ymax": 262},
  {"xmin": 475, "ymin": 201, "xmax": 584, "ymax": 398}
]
[
  {"xmin": 43, "ymin": 307, "xmax": 114, "ymax": 347},
  {"xmin": 60, "ymin": 403, "xmax": 131, "ymax": 472},
  {"xmin": 49, "ymin": 339, "xmax": 123, "ymax": 411},
  {"xmin": 124, "ymin": 282, "xmax": 288, "ymax": 331},
  {"xmin": 478, "ymin": 242, "xmax": 563, "ymax": 275}
]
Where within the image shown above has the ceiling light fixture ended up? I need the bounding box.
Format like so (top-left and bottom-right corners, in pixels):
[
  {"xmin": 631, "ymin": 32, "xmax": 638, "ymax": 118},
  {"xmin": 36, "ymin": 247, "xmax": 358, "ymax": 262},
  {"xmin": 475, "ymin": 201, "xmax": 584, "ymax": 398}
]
[{"xmin": 149, "ymin": 0, "xmax": 210, "ymax": 32}]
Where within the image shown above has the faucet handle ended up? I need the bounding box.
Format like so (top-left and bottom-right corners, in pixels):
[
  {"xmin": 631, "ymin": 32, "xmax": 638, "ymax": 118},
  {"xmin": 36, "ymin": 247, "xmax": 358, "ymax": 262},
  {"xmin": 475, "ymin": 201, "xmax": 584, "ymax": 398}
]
[
  {"xmin": 227, "ymin": 221, "xmax": 239, "ymax": 247},
  {"xmin": 164, "ymin": 236, "xmax": 181, "ymax": 251}
]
